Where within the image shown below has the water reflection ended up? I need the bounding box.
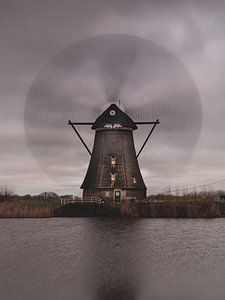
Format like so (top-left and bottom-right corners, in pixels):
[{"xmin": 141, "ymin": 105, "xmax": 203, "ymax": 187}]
[
  {"xmin": 1, "ymin": 218, "xmax": 225, "ymax": 300},
  {"xmin": 83, "ymin": 218, "xmax": 225, "ymax": 300},
  {"xmin": 84, "ymin": 218, "xmax": 138, "ymax": 300}
]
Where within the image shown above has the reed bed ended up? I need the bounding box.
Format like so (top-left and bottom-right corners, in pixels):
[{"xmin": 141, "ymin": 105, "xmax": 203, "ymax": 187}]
[{"xmin": 0, "ymin": 202, "xmax": 53, "ymax": 218}]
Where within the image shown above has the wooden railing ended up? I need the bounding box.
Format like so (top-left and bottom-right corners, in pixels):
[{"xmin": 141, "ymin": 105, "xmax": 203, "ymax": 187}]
[{"xmin": 61, "ymin": 197, "xmax": 104, "ymax": 206}]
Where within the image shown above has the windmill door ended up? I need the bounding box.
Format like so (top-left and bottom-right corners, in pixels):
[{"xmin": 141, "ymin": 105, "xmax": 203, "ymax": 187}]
[{"xmin": 115, "ymin": 190, "xmax": 121, "ymax": 203}]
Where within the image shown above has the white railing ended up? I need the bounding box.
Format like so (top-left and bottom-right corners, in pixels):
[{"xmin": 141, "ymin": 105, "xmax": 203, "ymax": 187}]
[{"xmin": 61, "ymin": 197, "xmax": 104, "ymax": 205}]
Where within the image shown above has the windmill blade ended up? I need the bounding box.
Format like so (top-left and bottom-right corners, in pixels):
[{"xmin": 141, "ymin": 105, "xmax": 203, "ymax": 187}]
[
  {"xmin": 95, "ymin": 34, "xmax": 138, "ymax": 102},
  {"xmin": 121, "ymin": 79, "xmax": 202, "ymax": 138},
  {"xmin": 24, "ymin": 34, "xmax": 202, "ymax": 189}
]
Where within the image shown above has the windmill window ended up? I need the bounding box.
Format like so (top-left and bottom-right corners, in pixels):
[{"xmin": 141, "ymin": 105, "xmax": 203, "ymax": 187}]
[
  {"xmin": 133, "ymin": 177, "xmax": 137, "ymax": 184},
  {"xmin": 111, "ymin": 173, "xmax": 116, "ymax": 182},
  {"xmin": 104, "ymin": 124, "xmax": 113, "ymax": 128},
  {"xmin": 111, "ymin": 156, "xmax": 116, "ymax": 166},
  {"xmin": 113, "ymin": 123, "xmax": 122, "ymax": 128},
  {"xmin": 110, "ymin": 110, "xmax": 116, "ymax": 116}
]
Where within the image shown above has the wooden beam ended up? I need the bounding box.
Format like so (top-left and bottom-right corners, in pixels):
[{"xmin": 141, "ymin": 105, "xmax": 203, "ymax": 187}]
[
  {"xmin": 68, "ymin": 120, "xmax": 92, "ymax": 156},
  {"xmin": 136, "ymin": 119, "xmax": 159, "ymax": 158}
]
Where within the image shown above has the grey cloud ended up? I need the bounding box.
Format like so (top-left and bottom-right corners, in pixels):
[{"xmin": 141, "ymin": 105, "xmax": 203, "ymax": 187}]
[{"xmin": 0, "ymin": 0, "xmax": 225, "ymax": 194}]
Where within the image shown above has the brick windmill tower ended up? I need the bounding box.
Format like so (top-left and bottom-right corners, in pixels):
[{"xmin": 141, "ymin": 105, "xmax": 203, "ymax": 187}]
[{"xmin": 68, "ymin": 103, "xmax": 159, "ymax": 204}]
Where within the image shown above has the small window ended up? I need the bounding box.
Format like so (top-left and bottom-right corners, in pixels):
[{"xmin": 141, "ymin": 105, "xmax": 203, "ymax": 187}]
[
  {"xmin": 113, "ymin": 123, "xmax": 122, "ymax": 128},
  {"xmin": 111, "ymin": 156, "xmax": 116, "ymax": 166},
  {"xmin": 110, "ymin": 110, "xmax": 116, "ymax": 116},
  {"xmin": 133, "ymin": 177, "xmax": 137, "ymax": 184},
  {"xmin": 111, "ymin": 173, "xmax": 116, "ymax": 182},
  {"xmin": 104, "ymin": 124, "xmax": 113, "ymax": 128}
]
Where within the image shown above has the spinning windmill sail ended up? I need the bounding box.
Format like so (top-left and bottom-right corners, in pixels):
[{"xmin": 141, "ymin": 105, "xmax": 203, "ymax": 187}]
[{"xmin": 24, "ymin": 34, "xmax": 202, "ymax": 192}]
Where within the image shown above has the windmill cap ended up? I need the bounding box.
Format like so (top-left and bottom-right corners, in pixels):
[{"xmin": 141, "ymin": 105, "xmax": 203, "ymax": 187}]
[{"xmin": 92, "ymin": 104, "xmax": 137, "ymax": 130}]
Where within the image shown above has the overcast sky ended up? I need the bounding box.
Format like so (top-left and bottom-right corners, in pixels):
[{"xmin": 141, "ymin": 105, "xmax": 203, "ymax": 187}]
[{"xmin": 0, "ymin": 0, "xmax": 225, "ymax": 195}]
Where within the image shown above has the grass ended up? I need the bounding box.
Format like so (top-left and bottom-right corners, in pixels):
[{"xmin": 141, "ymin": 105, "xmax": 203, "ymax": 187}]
[
  {"xmin": 0, "ymin": 192, "xmax": 224, "ymax": 218},
  {"xmin": 0, "ymin": 200, "xmax": 61, "ymax": 218}
]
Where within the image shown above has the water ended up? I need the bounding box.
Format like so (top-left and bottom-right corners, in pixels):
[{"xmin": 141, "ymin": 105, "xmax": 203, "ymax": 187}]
[{"xmin": 1, "ymin": 218, "xmax": 225, "ymax": 300}]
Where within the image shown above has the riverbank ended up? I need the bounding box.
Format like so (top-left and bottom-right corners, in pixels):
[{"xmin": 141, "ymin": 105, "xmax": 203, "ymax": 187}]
[
  {"xmin": 1, "ymin": 197, "xmax": 225, "ymax": 218},
  {"xmin": 0, "ymin": 201, "xmax": 59, "ymax": 218},
  {"xmin": 133, "ymin": 198, "xmax": 225, "ymax": 218}
]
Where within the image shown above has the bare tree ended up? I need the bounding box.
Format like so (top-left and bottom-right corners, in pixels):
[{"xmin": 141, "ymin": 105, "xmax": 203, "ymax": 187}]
[{"xmin": 0, "ymin": 185, "xmax": 13, "ymax": 202}]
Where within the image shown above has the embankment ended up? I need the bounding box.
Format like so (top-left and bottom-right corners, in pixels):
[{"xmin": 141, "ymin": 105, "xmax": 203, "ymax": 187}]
[
  {"xmin": 0, "ymin": 202, "xmax": 54, "ymax": 218},
  {"xmin": 1, "ymin": 198, "xmax": 225, "ymax": 218}
]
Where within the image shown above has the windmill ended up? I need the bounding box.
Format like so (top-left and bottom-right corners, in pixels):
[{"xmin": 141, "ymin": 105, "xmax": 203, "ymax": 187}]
[
  {"xmin": 24, "ymin": 34, "xmax": 202, "ymax": 197},
  {"xmin": 68, "ymin": 103, "xmax": 159, "ymax": 203}
]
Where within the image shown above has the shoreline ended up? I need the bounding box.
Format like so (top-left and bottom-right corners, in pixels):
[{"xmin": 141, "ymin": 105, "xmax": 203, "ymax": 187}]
[{"xmin": 1, "ymin": 198, "xmax": 225, "ymax": 218}]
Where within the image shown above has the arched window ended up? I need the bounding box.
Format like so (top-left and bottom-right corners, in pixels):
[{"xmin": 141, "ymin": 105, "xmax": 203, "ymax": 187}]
[
  {"xmin": 111, "ymin": 156, "xmax": 116, "ymax": 166},
  {"xmin": 111, "ymin": 173, "xmax": 116, "ymax": 182}
]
